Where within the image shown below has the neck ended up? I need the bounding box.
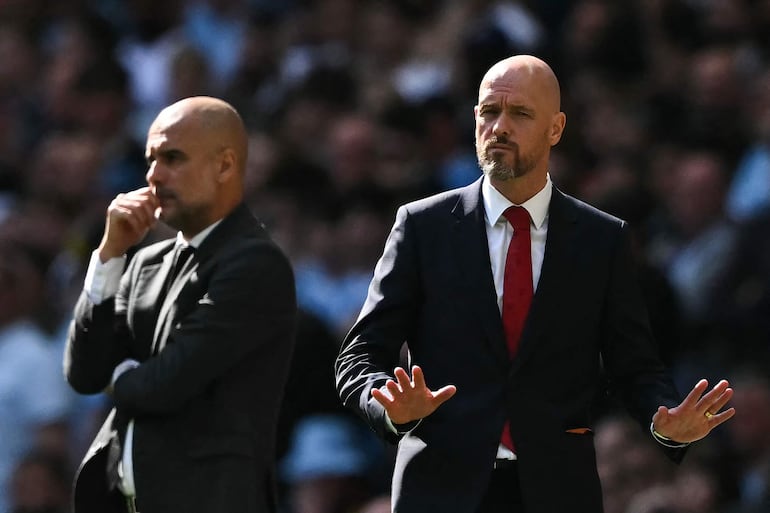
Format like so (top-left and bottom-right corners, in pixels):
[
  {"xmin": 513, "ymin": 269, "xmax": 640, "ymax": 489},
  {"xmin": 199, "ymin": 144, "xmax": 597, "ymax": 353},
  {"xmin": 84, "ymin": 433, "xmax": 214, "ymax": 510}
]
[{"xmin": 490, "ymin": 171, "xmax": 547, "ymax": 205}]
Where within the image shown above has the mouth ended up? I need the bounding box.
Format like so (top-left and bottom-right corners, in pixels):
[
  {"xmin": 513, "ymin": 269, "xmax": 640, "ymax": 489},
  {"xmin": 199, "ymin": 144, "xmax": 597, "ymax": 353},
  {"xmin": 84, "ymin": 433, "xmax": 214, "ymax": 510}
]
[{"xmin": 487, "ymin": 142, "xmax": 516, "ymax": 151}]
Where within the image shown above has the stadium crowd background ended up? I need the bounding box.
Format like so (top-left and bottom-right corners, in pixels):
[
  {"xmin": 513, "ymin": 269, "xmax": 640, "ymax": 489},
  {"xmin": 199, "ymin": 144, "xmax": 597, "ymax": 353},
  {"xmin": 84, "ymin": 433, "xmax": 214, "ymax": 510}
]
[{"xmin": 1, "ymin": 0, "xmax": 770, "ymax": 512}]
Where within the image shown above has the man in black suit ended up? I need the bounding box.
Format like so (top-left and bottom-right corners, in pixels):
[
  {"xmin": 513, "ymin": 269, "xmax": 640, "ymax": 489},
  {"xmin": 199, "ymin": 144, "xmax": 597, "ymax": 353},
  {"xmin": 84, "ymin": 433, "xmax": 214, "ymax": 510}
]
[
  {"xmin": 64, "ymin": 96, "xmax": 296, "ymax": 513},
  {"xmin": 335, "ymin": 55, "xmax": 735, "ymax": 513}
]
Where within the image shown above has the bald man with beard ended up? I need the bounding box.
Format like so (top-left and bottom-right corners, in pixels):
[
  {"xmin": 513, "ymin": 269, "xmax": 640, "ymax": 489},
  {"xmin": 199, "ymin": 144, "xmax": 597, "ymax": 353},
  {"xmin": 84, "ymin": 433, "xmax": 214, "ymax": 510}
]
[
  {"xmin": 65, "ymin": 97, "xmax": 297, "ymax": 513},
  {"xmin": 335, "ymin": 56, "xmax": 735, "ymax": 512}
]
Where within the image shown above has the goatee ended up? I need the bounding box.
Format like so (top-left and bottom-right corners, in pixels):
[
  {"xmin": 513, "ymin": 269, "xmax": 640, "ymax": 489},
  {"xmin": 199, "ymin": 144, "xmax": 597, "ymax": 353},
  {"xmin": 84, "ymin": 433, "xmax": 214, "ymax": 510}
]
[{"xmin": 477, "ymin": 138, "xmax": 530, "ymax": 180}]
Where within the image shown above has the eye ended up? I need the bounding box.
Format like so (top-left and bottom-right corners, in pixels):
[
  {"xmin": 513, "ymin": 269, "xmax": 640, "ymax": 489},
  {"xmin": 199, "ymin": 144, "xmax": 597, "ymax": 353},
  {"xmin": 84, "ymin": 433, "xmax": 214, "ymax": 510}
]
[
  {"xmin": 158, "ymin": 150, "xmax": 185, "ymax": 165},
  {"xmin": 479, "ymin": 106, "xmax": 500, "ymax": 117}
]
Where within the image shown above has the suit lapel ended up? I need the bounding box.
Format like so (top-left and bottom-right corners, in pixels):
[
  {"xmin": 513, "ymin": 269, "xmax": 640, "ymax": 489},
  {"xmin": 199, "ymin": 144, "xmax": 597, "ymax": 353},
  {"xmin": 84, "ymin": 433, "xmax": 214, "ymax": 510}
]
[
  {"xmin": 151, "ymin": 248, "xmax": 184, "ymax": 354},
  {"xmin": 452, "ymin": 179, "xmax": 510, "ymax": 370},
  {"xmin": 510, "ymin": 187, "xmax": 579, "ymax": 376},
  {"xmin": 149, "ymin": 203, "xmax": 260, "ymax": 355},
  {"xmin": 151, "ymin": 259, "xmax": 199, "ymax": 355}
]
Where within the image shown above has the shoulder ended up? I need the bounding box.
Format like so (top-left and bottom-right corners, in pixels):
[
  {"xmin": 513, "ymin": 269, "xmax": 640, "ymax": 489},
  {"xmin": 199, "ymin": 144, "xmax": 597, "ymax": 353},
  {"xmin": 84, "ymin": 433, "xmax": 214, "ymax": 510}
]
[
  {"xmin": 398, "ymin": 180, "xmax": 480, "ymax": 219},
  {"xmin": 214, "ymin": 220, "xmax": 294, "ymax": 280},
  {"xmin": 555, "ymin": 188, "xmax": 627, "ymax": 231}
]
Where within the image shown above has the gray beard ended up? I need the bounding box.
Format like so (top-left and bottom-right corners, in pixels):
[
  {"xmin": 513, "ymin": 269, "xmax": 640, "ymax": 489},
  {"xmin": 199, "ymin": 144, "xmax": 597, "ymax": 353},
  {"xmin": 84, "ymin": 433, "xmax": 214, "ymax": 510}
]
[
  {"xmin": 478, "ymin": 153, "xmax": 533, "ymax": 180},
  {"xmin": 476, "ymin": 136, "xmax": 537, "ymax": 180}
]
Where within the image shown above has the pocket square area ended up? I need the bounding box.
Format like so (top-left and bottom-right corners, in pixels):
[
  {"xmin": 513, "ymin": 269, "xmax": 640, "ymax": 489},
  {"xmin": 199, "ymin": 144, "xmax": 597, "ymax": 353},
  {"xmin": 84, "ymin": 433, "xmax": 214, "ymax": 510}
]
[
  {"xmin": 198, "ymin": 294, "xmax": 215, "ymax": 305},
  {"xmin": 565, "ymin": 428, "xmax": 593, "ymax": 435}
]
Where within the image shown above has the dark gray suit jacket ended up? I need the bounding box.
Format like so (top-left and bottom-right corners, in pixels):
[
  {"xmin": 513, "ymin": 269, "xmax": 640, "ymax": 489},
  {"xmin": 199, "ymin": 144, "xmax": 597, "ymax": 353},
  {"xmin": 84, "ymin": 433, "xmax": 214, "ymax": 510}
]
[
  {"xmin": 65, "ymin": 203, "xmax": 296, "ymax": 513},
  {"xmin": 335, "ymin": 178, "xmax": 683, "ymax": 513}
]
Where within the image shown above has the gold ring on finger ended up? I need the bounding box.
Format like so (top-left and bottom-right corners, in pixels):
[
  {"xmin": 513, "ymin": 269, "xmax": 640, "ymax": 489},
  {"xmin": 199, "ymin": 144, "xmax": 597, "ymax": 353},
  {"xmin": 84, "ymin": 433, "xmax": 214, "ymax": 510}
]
[{"xmin": 704, "ymin": 411, "xmax": 714, "ymax": 420}]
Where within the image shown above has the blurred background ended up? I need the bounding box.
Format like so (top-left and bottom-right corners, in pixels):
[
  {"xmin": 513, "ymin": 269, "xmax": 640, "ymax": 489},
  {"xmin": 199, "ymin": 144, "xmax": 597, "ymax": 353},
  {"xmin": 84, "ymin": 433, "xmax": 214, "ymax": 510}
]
[{"xmin": 0, "ymin": 0, "xmax": 769, "ymax": 512}]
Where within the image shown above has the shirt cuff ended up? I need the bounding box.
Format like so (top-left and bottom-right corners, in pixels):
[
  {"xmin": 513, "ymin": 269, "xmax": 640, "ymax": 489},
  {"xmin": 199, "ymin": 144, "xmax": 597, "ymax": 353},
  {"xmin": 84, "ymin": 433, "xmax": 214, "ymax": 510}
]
[
  {"xmin": 385, "ymin": 414, "xmax": 422, "ymax": 434},
  {"xmin": 84, "ymin": 250, "xmax": 126, "ymax": 304},
  {"xmin": 111, "ymin": 359, "xmax": 140, "ymax": 387},
  {"xmin": 649, "ymin": 422, "xmax": 690, "ymax": 448}
]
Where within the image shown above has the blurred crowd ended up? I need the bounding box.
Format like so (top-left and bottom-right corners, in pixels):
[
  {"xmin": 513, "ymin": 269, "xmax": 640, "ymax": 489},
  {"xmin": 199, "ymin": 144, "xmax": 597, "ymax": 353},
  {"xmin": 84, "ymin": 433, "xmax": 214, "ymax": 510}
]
[{"xmin": 1, "ymin": 0, "xmax": 770, "ymax": 512}]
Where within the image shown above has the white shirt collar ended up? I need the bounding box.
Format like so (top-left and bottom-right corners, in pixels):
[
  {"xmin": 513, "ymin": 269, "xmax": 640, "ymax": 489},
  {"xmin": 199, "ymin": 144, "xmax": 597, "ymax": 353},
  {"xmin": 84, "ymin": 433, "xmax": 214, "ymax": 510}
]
[
  {"xmin": 176, "ymin": 219, "xmax": 223, "ymax": 249},
  {"xmin": 482, "ymin": 174, "xmax": 552, "ymax": 229}
]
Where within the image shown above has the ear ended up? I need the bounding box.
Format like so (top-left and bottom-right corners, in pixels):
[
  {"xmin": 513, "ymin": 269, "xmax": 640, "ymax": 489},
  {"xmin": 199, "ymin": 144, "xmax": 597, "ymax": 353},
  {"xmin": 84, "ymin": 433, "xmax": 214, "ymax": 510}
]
[
  {"xmin": 549, "ymin": 112, "xmax": 566, "ymax": 146},
  {"xmin": 217, "ymin": 147, "xmax": 237, "ymax": 183}
]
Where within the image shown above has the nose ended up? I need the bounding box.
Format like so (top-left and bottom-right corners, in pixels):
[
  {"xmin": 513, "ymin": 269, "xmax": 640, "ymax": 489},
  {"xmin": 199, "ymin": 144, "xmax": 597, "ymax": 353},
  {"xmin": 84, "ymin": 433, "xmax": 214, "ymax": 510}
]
[
  {"xmin": 146, "ymin": 161, "xmax": 161, "ymax": 185},
  {"xmin": 492, "ymin": 115, "xmax": 511, "ymax": 138}
]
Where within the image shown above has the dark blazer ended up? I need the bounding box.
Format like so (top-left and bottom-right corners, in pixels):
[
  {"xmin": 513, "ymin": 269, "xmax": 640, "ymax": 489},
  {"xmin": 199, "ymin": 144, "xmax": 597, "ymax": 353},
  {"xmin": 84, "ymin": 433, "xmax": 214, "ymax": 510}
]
[
  {"xmin": 65, "ymin": 203, "xmax": 297, "ymax": 513},
  {"xmin": 335, "ymin": 178, "xmax": 683, "ymax": 513}
]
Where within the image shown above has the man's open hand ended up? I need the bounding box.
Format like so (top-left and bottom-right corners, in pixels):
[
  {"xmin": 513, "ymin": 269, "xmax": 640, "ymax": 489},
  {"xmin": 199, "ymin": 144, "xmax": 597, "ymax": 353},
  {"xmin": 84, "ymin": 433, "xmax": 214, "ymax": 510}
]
[{"xmin": 371, "ymin": 365, "xmax": 456, "ymax": 425}]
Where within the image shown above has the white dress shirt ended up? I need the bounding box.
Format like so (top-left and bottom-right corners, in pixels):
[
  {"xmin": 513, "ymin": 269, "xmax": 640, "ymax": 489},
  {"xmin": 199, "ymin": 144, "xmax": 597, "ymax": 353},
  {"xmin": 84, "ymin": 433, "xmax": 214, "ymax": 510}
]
[
  {"xmin": 482, "ymin": 175, "xmax": 552, "ymax": 459},
  {"xmin": 482, "ymin": 175, "xmax": 551, "ymax": 312},
  {"xmin": 83, "ymin": 221, "xmax": 221, "ymax": 498}
]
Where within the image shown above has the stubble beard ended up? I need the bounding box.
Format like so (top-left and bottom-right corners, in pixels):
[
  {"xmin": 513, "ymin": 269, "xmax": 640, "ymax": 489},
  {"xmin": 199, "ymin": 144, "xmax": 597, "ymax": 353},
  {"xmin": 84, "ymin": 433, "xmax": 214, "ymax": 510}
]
[
  {"xmin": 477, "ymin": 141, "xmax": 535, "ymax": 181},
  {"xmin": 158, "ymin": 200, "xmax": 207, "ymax": 236}
]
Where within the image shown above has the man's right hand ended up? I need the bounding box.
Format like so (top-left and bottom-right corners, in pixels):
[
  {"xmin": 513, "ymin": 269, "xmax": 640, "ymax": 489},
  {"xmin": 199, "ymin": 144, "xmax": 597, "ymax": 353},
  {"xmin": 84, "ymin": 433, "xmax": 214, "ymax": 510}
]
[
  {"xmin": 371, "ymin": 365, "xmax": 457, "ymax": 425},
  {"xmin": 98, "ymin": 187, "xmax": 159, "ymax": 262}
]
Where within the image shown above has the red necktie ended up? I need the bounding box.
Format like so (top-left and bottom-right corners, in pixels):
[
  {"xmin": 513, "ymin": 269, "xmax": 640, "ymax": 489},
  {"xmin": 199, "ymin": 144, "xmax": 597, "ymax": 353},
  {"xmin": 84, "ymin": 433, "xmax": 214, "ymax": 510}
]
[{"xmin": 500, "ymin": 206, "xmax": 533, "ymax": 451}]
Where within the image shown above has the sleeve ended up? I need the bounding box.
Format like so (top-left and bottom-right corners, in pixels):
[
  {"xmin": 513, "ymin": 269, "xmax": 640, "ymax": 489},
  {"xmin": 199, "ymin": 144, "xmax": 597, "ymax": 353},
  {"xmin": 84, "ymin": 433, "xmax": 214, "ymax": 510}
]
[
  {"xmin": 600, "ymin": 222, "xmax": 687, "ymax": 461},
  {"xmin": 84, "ymin": 251, "xmax": 126, "ymax": 304},
  {"xmin": 335, "ymin": 206, "xmax": 422, "ymax": 442},
  {"xmin": 64, "ymin": 253, "xmax": 136, "ymax": 395}
]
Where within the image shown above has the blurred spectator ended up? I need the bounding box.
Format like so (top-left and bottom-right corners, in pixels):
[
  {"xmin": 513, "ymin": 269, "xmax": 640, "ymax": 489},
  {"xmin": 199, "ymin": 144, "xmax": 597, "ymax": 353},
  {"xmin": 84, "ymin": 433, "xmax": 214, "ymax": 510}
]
[
  {"xmin": 560, "ymin": 0, "xmax": 647, "ymax": 83},
  {"xmin": 167, "ymin": 44, "xmax": 212, "ymax": 102},
  {"xmin": 280, "ymin": 414, "xmax": 388, "ymax": 513},
  {"xmin": 647, "ymin": 150, "xmax": 738, "ymax": 327},
  {"xmin": 116, "ymin": 0, "xmax": 187, "ymax": 138},
  {"xmin": 595, "ymin": 415, "xmax": 676, "ymax": 513},
  {"xmin": 181, "ymin": 0, "xmax": 250, "ymax": 91},
  {"xmin": 722, "ymin": 369, "xmax": 770, "ymax": 509},
  {"xmin": 0, "ymin": 0, "xmax": 768, "ymax": 511},
  {"xmin": 276, "ymin": 309, "xmax": 350, "ymax": 460},
  {"xmin": 0, "ymin": 245, "xmax": 71, "ymax": 513},
  {"xmin": 354, "ymin": 495, "xmax": 390, "ymax": 513},
  {"xmin": 371, "ymin": 99, "xmax": 437, "ymax": 204},
  {"xmin": 677, "ymin": 46, "xmax": 750, "ymax": 163},
  {"xmin": 39, "ymin": 9, "xmax": 119, "ymax": 132},
  {"xmin": 418, "ymin": 95, "xmax": 479, "ymax": 190},
  {"xmin": 294, "ymin": 203, "xmax": 390, "ymax": 338},
  {"xmin": 593, "ymin": 183, "xmax": 684, "ymax": 366},
  {"xmin": 8, "ymin": 451, "xmax": 70, "ymax": 513},
  {"xmin": 23, "ymin": 131, "xmax": 108, "ymax": 227},
  {"xmin": 624, "ymin": 485, "xmax": 681, "ymax": 513},
  {"xmin": 324, "ymin": 113, "xmax": 379, "ymax": 202},
  {"xmin": 710, "ymin": 202, "xmax": 770, "ymax": 363},
  {"xmin": 726, "ymin": 69, "xmax": 770, "ymax": 221},
  {"xmin": 222, "ymin": 10, "xmax": 282, "ymax": 127},
  {"xmin": 68, "ymin": 57, "xmax": 146, "ymax": 195}
]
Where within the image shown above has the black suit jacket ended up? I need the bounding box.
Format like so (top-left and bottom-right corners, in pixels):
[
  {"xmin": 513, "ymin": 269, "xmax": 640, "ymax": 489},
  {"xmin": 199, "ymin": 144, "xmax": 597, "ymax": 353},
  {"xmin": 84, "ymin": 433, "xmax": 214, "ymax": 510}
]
[
  {"xmin": 335, "ymin": 179, "xmax": 683, "ymax": 513},
  {"xmin": 65, "ymin": 203, "xmax": 297, "ymax": 513}
]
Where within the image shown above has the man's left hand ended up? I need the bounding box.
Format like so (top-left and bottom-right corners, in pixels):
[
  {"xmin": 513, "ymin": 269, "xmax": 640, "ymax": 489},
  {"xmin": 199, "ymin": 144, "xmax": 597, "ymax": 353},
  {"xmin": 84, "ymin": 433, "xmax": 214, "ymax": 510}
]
[{"xmin": 652, "ymin": 378, "xmax": 736, "ymax": 443}]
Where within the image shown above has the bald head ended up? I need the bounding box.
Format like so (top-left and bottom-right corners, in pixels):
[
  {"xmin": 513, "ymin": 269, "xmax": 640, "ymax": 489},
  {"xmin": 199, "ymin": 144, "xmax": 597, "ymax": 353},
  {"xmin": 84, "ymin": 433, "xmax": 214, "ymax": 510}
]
[
  {"xmin": 146, "ymin": 96, "xmax": 250, "ymax": 237},
  {"xmin": 479, "ymin": 55, "xmax": 562, "ymax": 114},
  {"xmin": 474, "ymin": 55, "xmax": 566, "ymax": 202},
  {"xmin": 153, "ymin": 96, "xmax": 248, "ymax": 176}
]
